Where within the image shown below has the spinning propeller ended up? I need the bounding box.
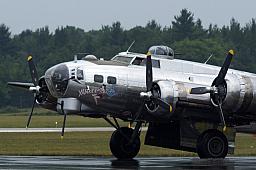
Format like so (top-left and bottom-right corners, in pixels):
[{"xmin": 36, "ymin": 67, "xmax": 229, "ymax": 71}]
[{"xmin": 190, "ymin": 50, "xmax": 235, "ymax": 131}]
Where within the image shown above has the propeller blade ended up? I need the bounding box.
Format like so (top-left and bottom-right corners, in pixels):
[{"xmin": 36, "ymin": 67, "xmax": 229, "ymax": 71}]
[
  {"xmin": 8, "ymin": 82, "xmax": 34, "ymax": 89},
  {"xmin": 190, "ymin": 87, "xmax": 211, "ymax": 94},
  {"xmin": 146, "ymin": 52, "xmax": 153, "ymax": 91},
  {"xmin": 60, "ymin": 101, "xmax": 67, "ymax": 139},
  {"xmin": 214, "ymin": 50, "xmax": 234, "ymax": 86},
  {"xmin": 27, "ymin": 56, "xmax": 39, "ymax": 86},
  {"xmin": 26, "ymin": 97, "xmax": 36, "ymax": 128},
  {"xmin": 217, "ymin": 100, "xmax": 227, "ymax": 132},
  {"xmin": 61, "ymin": 111, "xmax": 67, "ymax": 139},
  {"xmin": 153, "ymin": 98, "xmax": 172, "ymax": 112}
]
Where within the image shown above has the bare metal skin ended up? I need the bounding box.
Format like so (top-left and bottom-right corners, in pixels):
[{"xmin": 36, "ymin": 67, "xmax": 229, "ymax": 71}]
[{"xmin": 8, "ymin": 46, "xmax": 256, "ymax": 159}]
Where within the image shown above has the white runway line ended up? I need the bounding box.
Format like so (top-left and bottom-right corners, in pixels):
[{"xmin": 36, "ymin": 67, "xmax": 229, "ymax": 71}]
[{"xmin": 0, "ymin": 127, "xmax": 148, "ymax": 133}]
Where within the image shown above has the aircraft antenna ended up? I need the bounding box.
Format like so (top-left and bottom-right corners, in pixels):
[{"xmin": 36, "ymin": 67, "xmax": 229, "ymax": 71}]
[
  {"xmin": 126, "ymin": 40, "xmax": 135, "ymax": 53},
  {"xmin": 204, "ymin": 54, "xmax": 213, "ymax": 64},
  {"xmin": 74, "ymin": 55, "xmax": 77, "ymax": 63}
]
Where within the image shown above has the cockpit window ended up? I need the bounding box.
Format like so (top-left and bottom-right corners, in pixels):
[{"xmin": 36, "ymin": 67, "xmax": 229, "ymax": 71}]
[
  {"xmin": 132, "ymin": 57, "xmax": 144, "ymax": 65},
  {"xmin": 111, "ymin": 55, "xmax": 133, "ymax": 64},
  {"xmin": 132, "ymin": 57, "xmax": 160, "ymax": 68}
]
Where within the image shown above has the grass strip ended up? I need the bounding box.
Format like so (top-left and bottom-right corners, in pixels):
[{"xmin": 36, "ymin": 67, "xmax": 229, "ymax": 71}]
[
  {"xmin": 0, "ymin": 132, "xmax": 255, "ymax": 156},
  {"xmin": 0, "ymin": 115, "xmax": 128, "ymax": 128}
]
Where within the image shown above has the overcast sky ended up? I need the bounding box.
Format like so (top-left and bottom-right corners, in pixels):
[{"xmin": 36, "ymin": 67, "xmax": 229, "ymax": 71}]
[{"xmin": 0, "ymin": 0, "xmax": 255, "ymax": 35}]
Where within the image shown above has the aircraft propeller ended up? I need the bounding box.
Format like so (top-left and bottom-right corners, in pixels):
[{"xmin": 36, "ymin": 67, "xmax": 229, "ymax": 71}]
[
  {"xmin": 26, "ymin": 56, "xmax": 40, "ymax": 128},
  {"xmin": 8, "ymin": 56, "xmax": 67, "ymax": 138},
  {"xmin": 139, "ymin": 52, "xmax": 172, "ymax": 114},
  {"xmin": 190, "ymin": 50, "xmax": 235, "ymax": 131},
  {"xmin": 8, "ymin": 56, "xmax": 40, "ymax": 128},
  {"xmin": 26, "ymin": 57, "xmax": 68, "ymax": 138}
]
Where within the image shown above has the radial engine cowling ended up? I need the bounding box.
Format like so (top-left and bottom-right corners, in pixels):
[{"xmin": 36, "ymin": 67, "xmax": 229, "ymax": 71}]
[
  {"xmin": 222, "ymin": 74, "xmax": 256, "ymax": 115},
  {"xmin": 145, "ymin": 80, "xmax": 179, "ymax": 118}
]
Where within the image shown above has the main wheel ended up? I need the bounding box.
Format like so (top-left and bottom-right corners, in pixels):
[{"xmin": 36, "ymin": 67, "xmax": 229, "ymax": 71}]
[
  {"xmin": 109, "ymin": 127, "xmax": 141, "ymax": 159},
  {"xmin": 197, "ymin": 130, "xmax": 228, "ymax": 159}
]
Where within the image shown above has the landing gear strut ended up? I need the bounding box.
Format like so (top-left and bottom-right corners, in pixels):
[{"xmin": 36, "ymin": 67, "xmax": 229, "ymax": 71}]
[{"xmin": 197, "ymin": 130, "xmax": 228, "ymax": 158}]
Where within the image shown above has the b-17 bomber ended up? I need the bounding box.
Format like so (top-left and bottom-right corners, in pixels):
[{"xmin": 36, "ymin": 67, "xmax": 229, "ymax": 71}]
[{"xmin": 8, "ymin": 45, "xmax": 256, "ymax": 159}]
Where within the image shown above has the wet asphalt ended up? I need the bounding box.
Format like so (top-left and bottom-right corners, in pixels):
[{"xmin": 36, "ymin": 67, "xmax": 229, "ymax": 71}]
[{"xmin": 0, "ymin": 156, "xmax": 255, "ymax": 170}]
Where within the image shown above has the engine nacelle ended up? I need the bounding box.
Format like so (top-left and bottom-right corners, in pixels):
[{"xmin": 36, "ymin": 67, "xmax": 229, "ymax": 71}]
[
  {"xmin": 145, "ymin": 80, "xmax": 179, "ymax": 118},
  {"xmin": 145, "ymin": 74, "xmax": 256, "ymax": 119},
  {"xmin": 223, "ymin": 74, "xmax": 256, "ymax": 115}
]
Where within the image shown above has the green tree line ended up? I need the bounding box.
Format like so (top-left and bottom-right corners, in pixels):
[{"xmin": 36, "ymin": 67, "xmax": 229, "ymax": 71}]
[{"xmin": 1, "ymin": 9, "xmax": 256, "ymax": 108}]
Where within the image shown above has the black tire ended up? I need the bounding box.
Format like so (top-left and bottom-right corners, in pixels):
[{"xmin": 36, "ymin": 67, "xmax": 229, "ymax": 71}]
[
  {"xmin": 109, "ymin": 127, "xmax": 141, "ymax": 159},
  {"xmin": 197, "ymin": 130, "xmax": 228, "ymax": 159}
]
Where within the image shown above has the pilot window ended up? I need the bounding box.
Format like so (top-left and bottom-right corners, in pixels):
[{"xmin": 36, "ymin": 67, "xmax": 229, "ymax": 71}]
[
  {"xmin": 132, "ymin": 57, "xmax": 144, "ymax": 65},
  {"xmin": 107, "ymin": 76, "xmax": 116, "ymax": 84},
  {"xmin": 94, "ymin": 75, "xmax": 103, "ymax": 83},
  {"xmin": 132, "ymin": 57, "xmax": 160, "ymax": 68},
  {"xmin": 112, "ymin": 56, "xmax": 133, "ymax": 64}
]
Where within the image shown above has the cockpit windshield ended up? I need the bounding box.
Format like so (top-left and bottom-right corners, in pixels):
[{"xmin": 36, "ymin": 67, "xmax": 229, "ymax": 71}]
[
  {"xmin": 111, "ymin": 55, "xmax": 133, "ymax": 64},
  {"xmin": 132, "ymin": 57, "xmax": 160, "ymax": 68}
]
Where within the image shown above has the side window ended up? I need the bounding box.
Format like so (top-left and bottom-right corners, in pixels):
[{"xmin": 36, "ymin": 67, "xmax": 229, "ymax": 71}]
[
  {"xmin": 71, "ymin": 69, "xmax": 75, "ymax": 79},
  {"xmin": 107, "ymin": 76, "xmax": 116, "ymax": 84},
  {"xmin": 94, "ymin": 75, "xmax": 103, "ymax": 83},
  {"xmin": 152, "ymin": 59, "xmax": 160, "ymax": 68},
  {"xmin": 77, "ymin": 69, "xmax": 84, "ymax": 80}
]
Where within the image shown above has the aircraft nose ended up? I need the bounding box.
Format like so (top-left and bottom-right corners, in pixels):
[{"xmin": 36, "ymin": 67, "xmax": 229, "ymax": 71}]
[{"xmin": 45, "ymin": 64, "xmax": 69, "ymax": 97}]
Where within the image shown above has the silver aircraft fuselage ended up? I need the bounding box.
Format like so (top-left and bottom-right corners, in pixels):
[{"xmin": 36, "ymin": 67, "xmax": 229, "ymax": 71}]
[
  {"xmin": 9, "ymin": 48, "xmax": 256, "ymax": 159},
  {"xmin": 43, "ymin": 52, "xmax": 256, "ymax": 122}
]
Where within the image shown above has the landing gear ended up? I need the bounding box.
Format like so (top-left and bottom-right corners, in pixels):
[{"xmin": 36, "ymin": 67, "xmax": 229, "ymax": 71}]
[
  {"xmin": 197, "ymin": 130, "xmax": 228, "ymax": 158},
  {"xmin": 109, "ymin": 127, "xmax": 141, "ymax": 159}
]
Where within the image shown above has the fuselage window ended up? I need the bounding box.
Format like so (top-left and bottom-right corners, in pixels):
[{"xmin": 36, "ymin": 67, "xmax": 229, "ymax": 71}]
[
  {"xmin": 71, "ymin": 69, "xmax": 75, "ymax": 79},
  {"xmin": 77, "ymin": 69, "xmax": 84, "ymax": 80},
  {"xmin": 94, "ymin": 75, "xmax": 103, "ymax": 83},
  {"xmin": 107, "ymin": 76, "xmax": 116, "ymax": 84},
  {"xmin": 132, "ymin": 57, "xmax": 160, "ymax": 68},
  {"xmin": 152, "ymin": 59, "xmax": 160, "ymax": 68}
]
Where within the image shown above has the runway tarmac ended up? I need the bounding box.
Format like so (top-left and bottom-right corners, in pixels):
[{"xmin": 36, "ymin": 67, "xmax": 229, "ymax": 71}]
[
  {"xmin": 0, "ymin": 156, "xmax": 255, "ymax": 169},
  {"xmin": 0, "ymin": 127, "xmax": 148, "ymax": 132},
  {"xmin": 0, "ymin": 127, "xmax": 115, "ymax": 132}
]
